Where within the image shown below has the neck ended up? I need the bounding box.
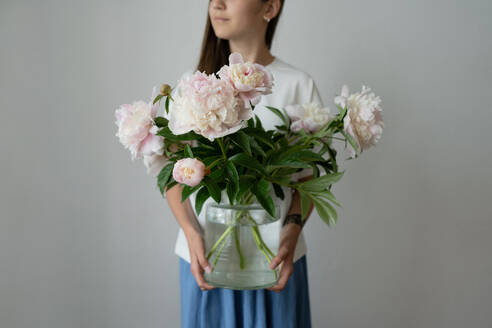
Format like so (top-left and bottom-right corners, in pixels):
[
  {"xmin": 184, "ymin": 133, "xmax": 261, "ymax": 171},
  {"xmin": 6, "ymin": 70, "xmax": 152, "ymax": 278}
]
[{"xmin": 229, "ymin": 35, "xmax": 275, "ymax": 66}]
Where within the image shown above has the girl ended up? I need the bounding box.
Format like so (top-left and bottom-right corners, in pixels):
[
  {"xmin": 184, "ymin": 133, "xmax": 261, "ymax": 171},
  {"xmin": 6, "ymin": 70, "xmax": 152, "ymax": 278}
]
[{"xmin": 166, "ymin": 0, "xmax": 324, "ymax": 326}]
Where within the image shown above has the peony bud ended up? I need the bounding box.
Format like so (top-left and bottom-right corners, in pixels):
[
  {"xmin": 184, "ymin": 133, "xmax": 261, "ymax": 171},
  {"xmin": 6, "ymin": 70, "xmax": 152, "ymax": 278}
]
[
  {"xmin": 172, "ymin": 158, "xmax": 205, "ymax": 187},
  {"xmin": 160, "ymin": 83, "xmax": 172, "ymax": 96}
]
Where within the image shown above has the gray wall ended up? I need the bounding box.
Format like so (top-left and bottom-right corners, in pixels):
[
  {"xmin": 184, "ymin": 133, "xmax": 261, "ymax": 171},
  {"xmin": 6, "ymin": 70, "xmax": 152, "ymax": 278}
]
[{"xmin": 1, "ymin": 0, "xmax": 491, "ymax": 327}]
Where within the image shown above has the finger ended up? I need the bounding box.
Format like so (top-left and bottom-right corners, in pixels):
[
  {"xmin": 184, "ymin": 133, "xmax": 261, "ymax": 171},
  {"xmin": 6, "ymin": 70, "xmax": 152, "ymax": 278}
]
[
  {"xmin": 192, "ymin": 266, "xmax": 215, "ymax": 290},
  {"xmin": 267, "ymin": 262, "xmax": 294, "ymax": 292},
  {"xmin": 190, "ymin": 257, "xmax": 215, "ymax": 290},
  {"xmin": 196, "ymin": 250, "xmax": 215, "ymax": 290},
  {"xmin": 269, "ymin": 246, "xmax": 289, "ymax": 270},
  {"xmin": 196, "ymin": 250, "xmax": 213, "ymax": 275}
]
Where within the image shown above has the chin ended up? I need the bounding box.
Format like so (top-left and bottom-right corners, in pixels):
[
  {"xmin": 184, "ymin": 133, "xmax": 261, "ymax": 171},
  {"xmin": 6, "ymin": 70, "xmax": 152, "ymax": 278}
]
[
  {"xmin": 213, "ymin": 30, "xmax": 233, "ymax": 40},
  {"xmin": 212, "ymin": 25, "xmax": 235, "ymax": 39}
]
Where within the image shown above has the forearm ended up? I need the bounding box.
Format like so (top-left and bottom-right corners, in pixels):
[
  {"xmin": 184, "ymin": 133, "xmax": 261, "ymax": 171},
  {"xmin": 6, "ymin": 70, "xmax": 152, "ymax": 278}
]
[{"xmin": 165, "ymin": 184, "xmax": 202, "ymax": 238}]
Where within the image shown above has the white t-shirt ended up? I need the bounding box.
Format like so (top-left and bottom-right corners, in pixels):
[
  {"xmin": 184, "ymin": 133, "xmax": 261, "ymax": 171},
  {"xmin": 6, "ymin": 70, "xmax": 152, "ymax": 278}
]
[{"xmin": 168, "ymin": 56, "xmax": 325, "ymax": 263}]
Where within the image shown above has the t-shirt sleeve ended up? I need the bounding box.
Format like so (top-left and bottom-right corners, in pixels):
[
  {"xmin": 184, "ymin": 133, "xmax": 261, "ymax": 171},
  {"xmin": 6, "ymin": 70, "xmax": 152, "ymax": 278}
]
[
  {"xmin": 293, "ymin": 75, "xmax": 325, "ymax": 182},
  {"xmin": 307, "ymin": 75, "xmax": 325, "ymax": 108}
]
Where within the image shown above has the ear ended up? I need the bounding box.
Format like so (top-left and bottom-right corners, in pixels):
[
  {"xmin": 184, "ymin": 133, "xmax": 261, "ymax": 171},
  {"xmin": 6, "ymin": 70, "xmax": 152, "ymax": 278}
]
[{"xmin": 265, "ymin": 0, "xmax": 281, "ymax": 20}]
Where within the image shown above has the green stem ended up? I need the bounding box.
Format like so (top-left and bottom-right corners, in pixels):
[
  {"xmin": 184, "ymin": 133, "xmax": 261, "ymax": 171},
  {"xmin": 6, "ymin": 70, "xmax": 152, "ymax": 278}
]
[
  {"xmin": 245, "ymin": 214, "xmax": 275, "ymax": 258},
  {"xmin": 213, "ymin": 232, "xmax": 229, "ymax": 268},
  {"xmin": 245, "ymin": 213, "xmax": 278, "ymax": 280},
  {"xmin": 250, "ymin": 225, "xmax": 279, "ymax": 281},
  {"xmin": 234, "ymin": 225, "xmax": 245, "ymax": 269},
  {"xmin": 206, "ymin": 193, "xmax": 254, "ymax": 267},
  {"xmin": 251, "ymin": 227, "xmax": 271, "ymax": 261},
  {"xmin": 253, "ymin": 225, "xmax": 275, "ymax": 258},
  {"xmin": 206, "ymin": 191, "xmax": 278, "ymax": 279},
  {"xmin": 206, "ymin": 157, "xmax": 223, "ymax": 170},
  {"xmin": 217, "ymin": 137, "xmax": 227, "ymax": 159},
  {"xmin": 206, "ymin": 224, "xmax": 234, "ymax": 261}
]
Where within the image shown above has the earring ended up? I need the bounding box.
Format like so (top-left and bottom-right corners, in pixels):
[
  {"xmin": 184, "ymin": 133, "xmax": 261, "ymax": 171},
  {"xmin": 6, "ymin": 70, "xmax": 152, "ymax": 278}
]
[{"xmin": 264, "ymin": 17, "xmax": 271, "ymax": 23}]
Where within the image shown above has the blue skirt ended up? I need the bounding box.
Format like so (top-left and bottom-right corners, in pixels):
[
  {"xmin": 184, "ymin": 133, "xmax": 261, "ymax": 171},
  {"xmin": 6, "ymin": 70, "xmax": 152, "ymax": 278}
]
[{"xmin": 179, "ymin": 255, "xmax": 311, "ymax": 328}]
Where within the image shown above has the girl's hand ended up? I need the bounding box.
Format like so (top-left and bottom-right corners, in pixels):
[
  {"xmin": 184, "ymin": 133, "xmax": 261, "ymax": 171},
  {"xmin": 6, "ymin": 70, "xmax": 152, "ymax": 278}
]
[
  {"xmin": 184, "ymin": 229, "xmax": 216, "ymax": 291},
  {"xmin": 266, "ymin": 222, "xmax": 302, "ymax": 292}
]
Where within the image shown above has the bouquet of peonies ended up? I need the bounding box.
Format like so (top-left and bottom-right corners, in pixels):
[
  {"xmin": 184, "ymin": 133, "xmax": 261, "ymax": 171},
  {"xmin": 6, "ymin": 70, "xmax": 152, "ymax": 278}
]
[{"xmin": 115, "ymin": 52, "xmax": 384, "ymax": 273}]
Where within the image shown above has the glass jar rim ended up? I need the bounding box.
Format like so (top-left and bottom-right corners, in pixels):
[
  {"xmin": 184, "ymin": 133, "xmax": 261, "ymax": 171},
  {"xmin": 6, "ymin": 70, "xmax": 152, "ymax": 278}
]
[{"xmin": 208, "ymin": 202, "xmax": 278, "ymax": 210}]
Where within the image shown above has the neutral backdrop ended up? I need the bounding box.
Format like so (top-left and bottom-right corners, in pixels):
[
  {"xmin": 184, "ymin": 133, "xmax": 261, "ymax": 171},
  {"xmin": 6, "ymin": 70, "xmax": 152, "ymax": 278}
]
[{"xmin": 1, "ymin": 1, "xmax": 491, "ymax": 327}]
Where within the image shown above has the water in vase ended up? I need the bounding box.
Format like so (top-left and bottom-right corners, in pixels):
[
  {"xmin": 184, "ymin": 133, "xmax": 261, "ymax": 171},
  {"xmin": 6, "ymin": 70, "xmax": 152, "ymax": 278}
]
[{"xmin": 203, "ymin": 204, "xmax": 280, "ymax": 290}]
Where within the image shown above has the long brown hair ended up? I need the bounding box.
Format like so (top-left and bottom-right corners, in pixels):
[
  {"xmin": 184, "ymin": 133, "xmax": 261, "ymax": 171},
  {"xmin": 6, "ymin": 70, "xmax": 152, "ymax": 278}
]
[{"xmin": 197, "ymin": 0, "xmax": 285, "ymax": 74}]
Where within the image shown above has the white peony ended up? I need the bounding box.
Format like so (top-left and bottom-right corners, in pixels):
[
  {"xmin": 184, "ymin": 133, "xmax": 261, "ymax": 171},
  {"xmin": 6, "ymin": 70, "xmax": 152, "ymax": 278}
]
[
  {"xmin": 285, "ymin": 102, "xmax": 333, "ymax": 133},
  {"xmin": 335, "ymin": 85, "xmax": 384, "ymax": 158}
]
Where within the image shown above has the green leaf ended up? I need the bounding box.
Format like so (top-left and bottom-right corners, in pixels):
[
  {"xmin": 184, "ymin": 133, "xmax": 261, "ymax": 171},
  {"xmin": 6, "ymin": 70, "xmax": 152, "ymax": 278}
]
[
  {"xmin": 157, "ymin": 127, "xmax": 199, "ymax": 141},
  {"xmin": 268, "ymin": 149, "xmax": 321, "ymax": 168},
  {"xmin": 281, "ymin": 108, "xmax": 291, "ymax": 128},
  {"xmin": 230, "ymin": 131, "xmax": 251, "ymax": 156},
  {"xmin": 268, "ymin": 158, "xmax": 311, "ymax": 169},
  {"xmin": 236, "ymin": 176, "xmax": 255, "ymax": 201},
  {"xmin": 165, "ymin": 96, "xmax": 170, "ymax": 114},
  {"xmin": 326, "ymin": 143, "xmax": 338, "ymax": 172},
  {"xmin": 157, "ymin": 163, "xmax": 174, "ymax": 196},
  {"xmin": 340, "ymin": 130, "xmax": 359, "ymax": 155},
  {"xmin": 201, "ymin": 155, "xmax": 222, "ymax": 167},
  {"xmin": 299, "ymin": 190, "xmax": 312, "ymax": 221},
  {"xmin": 312, "ymin": 164, "xmax": 320, "ymax": 179},
  {"xmin": 274, "ymin": 125, "xmax": 288, "ymax": 132},
  {"xmin": 181, "ymin": 183, "xmax": 202, "ymax": 202},
  {"xmin": 226, "ymin": 161, "xmax": 240, "ymax": 195},
  {"xmin": 311, "ymin": 189, "xmax": 342, "ymax": 207},
  {"xmin": 184, "ymin": 144, "xmax": 193, "ymax": 157},
  {"xmin": 204, "ymin": 177, "xmax": 221, "ymax": 203},
  {"xmin": 153, "ymin": 94, "xmax": 164, "ymax": 105},
  {"xmin": 254, "ymin": 134, "xmax": 275, "ymax": 149},
  {"xmin": 337, "ymin": 106, "xmax": 347, "ymax": 120},
  {"xmin": 297, "ymin": 171, "xmax": 345, "ymax": 192},
  {"xmin": 274, "ymin": 144, "xmax": 307, "ymax": 160},
  {"xmin": 195, "ymin": 186, "xmax": 210, "ymax": 216},
  {"xmin": 226, "ymin": 183, "xmax": 236, "ymax": 205},
  {"xmin": 208, "ymin": 167, "xmax": 225, "ymax": 180},
  {"xmin": 290, "ymin": 150, "xmax": 325, "ymax": 162},
  {"xmin": 153, "ymin": 116, "xmax": 168, "ymax": 127},
  {"xmin": 265, "ymin": 106, "xmax": 288, "ymax": 126},
  {"xmin": 271, "ymin": 167, "xmax": 299, "ymax": 178},
  {"xmin": 272, "ymin": 183, "xmax": 285, "ymax": 200},
  {"xmin": 197, "ymin": 143, "xmax": 217, "ymax": 151},
  {"xmin": 229, "ymin": 153, "xmax": 267, "ymax": 175},
  {"xmin": 312, "ymin": 197, "xmax": 338, "ymax": 226},
  {"xmin": 254, "ymin": 114, "xmax": 263, "ymax": 130},
  {"xmin": 166, "ymin": 180, "xmax": 178, "ymax": 191},
  {"xmin": 248, "ymin": 136, "xmax": 266, "ymax": 157},
  {"xmin": 251, "ymin": 178, "xmax": 276, "ymax": 218}
]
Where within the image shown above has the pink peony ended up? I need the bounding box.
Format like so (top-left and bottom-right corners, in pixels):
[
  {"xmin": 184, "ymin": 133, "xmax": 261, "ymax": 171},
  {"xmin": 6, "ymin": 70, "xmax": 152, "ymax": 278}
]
[
  {"xmin": 168, "ymin": 71, "xmax": 251, "ymax": 141},
  {"xmin": 335, "ymin": 85, "xmax": 384, "ymax": 158},
  {"xmin": 115, "ymin": 86, "xmax": 164, "ymax": 160},
  {"xmin": 218, "ymin": 52, "xmax": 274, "ymax": 108},
  {"xmin": 285, "ymin": 102, "xmax": 333, "ymax": 133},
  {"xmin": 172, "ymin": 158, "xmax": 205, "ymax": 187}
]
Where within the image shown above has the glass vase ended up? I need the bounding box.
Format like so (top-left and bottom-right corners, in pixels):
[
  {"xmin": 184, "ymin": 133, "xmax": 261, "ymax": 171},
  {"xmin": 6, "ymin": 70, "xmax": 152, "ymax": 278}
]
[{"xmin": 203, "ymin": 202, "xmax": 281, "ymax": 290}]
